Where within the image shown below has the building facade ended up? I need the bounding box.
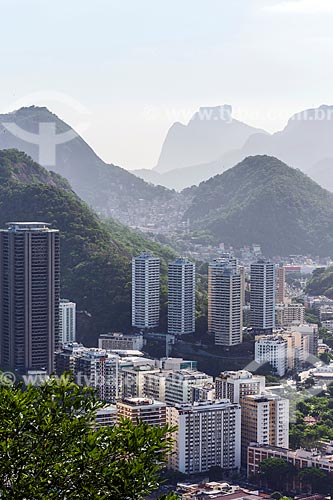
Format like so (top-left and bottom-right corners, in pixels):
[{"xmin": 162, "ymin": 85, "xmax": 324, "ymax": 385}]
[
  {"xmin": 276, "ymin": 303, "xmax": 305, "ymax": 328},
  {"xmin": 250, "ymin": 260, "xmax": 275, "ymax": 334},
  {"xmin": 240, "ymin": 393, "xmax": 289, "ymax": 463},
  {"xmin": 0, "ymin": 222, "xmax": 60, "ymax": 373},
  {"xmin": 208, "ymin": 259, "xmax": 243, "ymax": 346},
  {"xmin": 167, "ymin": 401, "xmax": 241, "ymax": 474},
  {"xmin": 168, "ymin": 258, "xmax": 195, "ymax": 335},
  {"xmin": 132, "ymin": 253, "xmax": 160, "ymax": 329},
  {"xmin": 165, "ymin": 370, "xmax": 214, "ymax": 406},
  {"xmin": 255, "ymin": 335, "xmax": 288, "ymax": 377},
  {"xmin": 276, "ymin": 265, "xmax": 286, "ymax": 304},
  {"xmin": 98, "ymin": 332, "xmax": 144, "ymax": 351},
  {"xmin": 59, "ymin": 299, "xmax": 76, "ymax": 344},
  {"xmin": 117, "ymin": 397, "xmax": 166, "ymax": 427},
  {"xmin": 215, "ymin": 370, "xmax": 266, "ymax": 403}
]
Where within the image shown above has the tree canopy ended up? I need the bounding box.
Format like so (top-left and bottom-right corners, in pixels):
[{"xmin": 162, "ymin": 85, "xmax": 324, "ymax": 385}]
[{"xmin": 0, "ymin": 375, "xmax": 177, "ymax": 499}]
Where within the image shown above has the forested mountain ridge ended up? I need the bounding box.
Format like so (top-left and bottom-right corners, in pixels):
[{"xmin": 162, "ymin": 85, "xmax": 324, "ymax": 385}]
[{"xmin": 184, "ymin": 155, "xmax": 333, "ymax": 256}]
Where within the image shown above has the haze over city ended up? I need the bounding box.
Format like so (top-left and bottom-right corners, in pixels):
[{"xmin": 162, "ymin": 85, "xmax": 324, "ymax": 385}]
[{"xmin": 1, "ymin": 0, "xmax": 333, "ymax": 169}]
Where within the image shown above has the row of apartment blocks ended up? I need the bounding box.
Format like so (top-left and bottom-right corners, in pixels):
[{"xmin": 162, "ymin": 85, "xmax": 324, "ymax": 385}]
[{"xmin": 132, "ymin": 253, "xmax": 293, "ymax": 347}]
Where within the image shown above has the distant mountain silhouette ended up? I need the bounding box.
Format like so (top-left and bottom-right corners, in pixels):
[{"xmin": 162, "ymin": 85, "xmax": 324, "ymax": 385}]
[
  {"xmin": 138, "ymin": 105, "xmax": 333, "ymax": 191},
  {"xmin": 154, "ymin": 105, "xmax": 266, "ymax": 174},
  {"xmin": 0, "ymin": 106, "xmax": 175, "ymax": 223}
]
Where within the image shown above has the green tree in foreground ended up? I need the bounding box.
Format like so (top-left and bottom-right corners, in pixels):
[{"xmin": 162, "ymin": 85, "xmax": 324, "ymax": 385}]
[{"xmin": 0, "ymin": 375, "xmax": 177, "ymax": 500}]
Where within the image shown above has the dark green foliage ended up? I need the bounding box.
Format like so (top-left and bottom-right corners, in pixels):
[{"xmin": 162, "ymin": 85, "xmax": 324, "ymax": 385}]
[
  {"xmin": 306, "ymin": 266, "xmax": 333, "ymax": 298},
  {"xmin": 185, "ymin": 155, "xmax": 333, "ymax": 256},
  {"xmin": 289, "ymin": 391, "xmax": 333, "ymax": 449},
  {"xmin": 0, "ymin": 375, "xmax": 176, "ymax": 499},
  {"xmin": 259, "ymin": 458, "xmax": 295, "ymax": 490},
  {"xmin": 298, "ymin": 467, "xmax": 328, "ymax": 494}
]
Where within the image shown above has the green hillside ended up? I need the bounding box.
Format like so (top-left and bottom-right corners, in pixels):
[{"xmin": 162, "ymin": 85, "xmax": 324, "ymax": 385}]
[
  {"xmin": 0, "ymin": 150, "xmax": 177, "ymax": 345},
  {"xmin": 185, "ymin": 155, "xmax": 333, "ymax": 256},
  {"xmin": 306, "ymin": 267, "xmax": 333, "ymax": 298}
]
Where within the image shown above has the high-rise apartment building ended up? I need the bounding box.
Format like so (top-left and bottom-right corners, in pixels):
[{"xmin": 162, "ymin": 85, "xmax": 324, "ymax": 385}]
[
  {"xmin": 0, "ymin": 222, "xmax": 60, "ymax": 374},
  {"xmin": 132, "ymin": 253, "xmax": 160, "ymax": 329},
  {"xmin": 255, "ymin": 335, "xmax": 288, "ymax": 376},
  {"xmin": 240, "ymin": 393, "xmax": 289, "ymax": 463},
  {"xmin": 121, "ymin": 366, "xmax": 159, "ymax": 399},
  {"xmin": 59, "ymin": 299, "xmax": 76, "ymax": 344},
  {"xmin": 215, "ymin": 370, "xmax": 266, "ymax": 403},
  {"xmin": 208, "ymin": 259, "xmax": 243, "ymax": 346},
  {"xmin": 167, "ymin": 401, "xmax": 241, "ymax": 474},
  {"xmin": 168, "ymin": 258, "xmax": 195, "ymax": 335},
  {"xmin": 276, "ymin": 265, "xmax": 286, "ymax": 304},
  {"xmin": 250, "ymin": 260, "xmax": 275, "ymax": 334},
  {"xmin": 117, "ymin": 397, "xmax": 166, "ymax": 427}
]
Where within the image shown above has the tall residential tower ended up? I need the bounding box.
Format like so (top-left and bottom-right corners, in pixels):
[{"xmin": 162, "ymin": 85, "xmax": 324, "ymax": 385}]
[
  {"xmin": 0, "ymin": 222, "xmax": 60, "ymax": 373},
  {"xmin": 250, "ymin": 260, "xmax": 275, "ymax": 334},
  {"xmin": 168, "ymin": 258, "xmax": 195, "ymax": 335},
  {"xmin": 132, "ymin": 253, "xmax": 160, "ymax": 329},
  {"xmin": 208, "ymin": 259, "xmax": 243, "ymax": 346}
]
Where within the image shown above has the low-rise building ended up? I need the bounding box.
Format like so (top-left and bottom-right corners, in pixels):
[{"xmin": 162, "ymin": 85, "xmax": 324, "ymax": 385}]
[
  {"xmin": 248, "ymin": 441, "xmax": 333, "ymax": 478},
  {"xmin": 95, "ymin": 404, "xmax": 117, "ymax": 427},
  {"xmin": 98, "ymin": 332, "xmax": 144, "ymax": 351}
]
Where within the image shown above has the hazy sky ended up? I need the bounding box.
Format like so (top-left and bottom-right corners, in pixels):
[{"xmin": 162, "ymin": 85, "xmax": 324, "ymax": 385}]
[{"xmin": 1, "ymin": 0, "xmax": 333, "ymax": 170}]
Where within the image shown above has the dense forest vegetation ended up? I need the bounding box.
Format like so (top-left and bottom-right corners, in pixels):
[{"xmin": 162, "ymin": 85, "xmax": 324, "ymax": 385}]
[
  {"xmin": 290, "ymin": 385, "xmax": 333, "ymax": 449},
  {"xmin": 185, "ymin": 155, "xmax": 333, "ymax": 256},
  {"xmin": 306, "ymin": 266, "xmax": 333, "ymax": 298}
]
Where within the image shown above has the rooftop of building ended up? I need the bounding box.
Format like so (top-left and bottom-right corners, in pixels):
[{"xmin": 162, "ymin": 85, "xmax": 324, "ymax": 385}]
[
  {"xmin": 218, "ymin": 370, "xmax": 264, "ymax": 381},
  {"xmin": 3, "ymin": 222, "xmax": 59, "ymax": 233},
  {"xmin": 175, "ymin": 399, "xmax": 239, "ymax": 411},
  {"xmin": 169, "ymin": 257, "xmax": 194, "ymax": 266},
  {"xmin": 255, "ymin": 335, "xmax": 288, "ymax": 343},
  {"xmin": 248, "ymin": 441, "xmax": 333, "ymax": 462},
  {"xmin": 241, "ymin": 392, "xmax": 285, "ymax": 402},
  {"xmin": 99, "ymin": 332, "xmax": 143, "ymax": 338},
  {"xmin": 118, "ymin": 397, "xmax": 166, "ymax": 407},
  {"xmin": 134, "ymin": 252, "xmax": 159, "ymax": 260},
  {"xmin": 166, "ymin": 369, "xmax": 212, "ymax": 380}
]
